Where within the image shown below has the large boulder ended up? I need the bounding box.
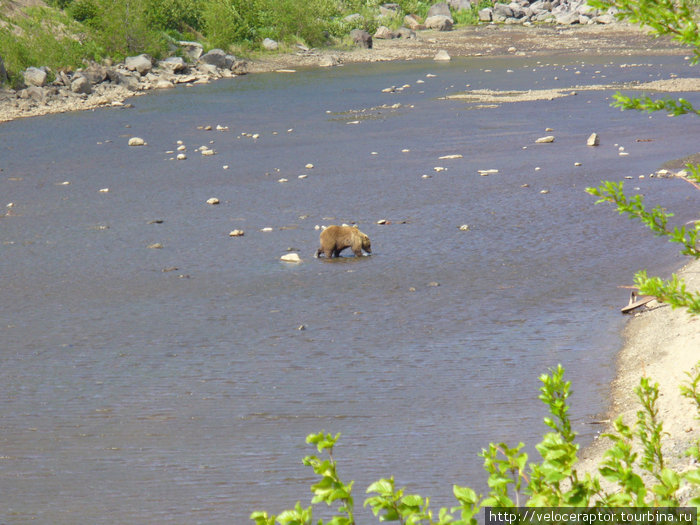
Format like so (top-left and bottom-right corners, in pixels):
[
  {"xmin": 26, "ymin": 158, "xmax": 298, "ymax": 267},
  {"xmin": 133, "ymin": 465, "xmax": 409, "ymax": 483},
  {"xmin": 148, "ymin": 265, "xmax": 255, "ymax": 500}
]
[
  {"xmin": 71, "ymin": 75, "xmax": 92, "ymax": 94},
  {"xmin": 18, "ymin": 85, "xmax": 46, "ymax": 101},
  {"xmin": 449, "ymin": 0, "xmax": 472, "ymax": 11},
  {"xmin": 395, "ymin": 26, "xmax": 417, "ymax": 39},
  {"xmin": 24, "ymin": 67, "xmax": 47, "ymax": 87},
  {"xmin": 425, "ymin": 14, "xmax": 454, "ymax": 30},
  {"xmin": 199, "ymin": 48, "xmax": 228, "ymax": 68},
  {"xmin": 82, "ymin": 63, "xmax": 108, "ymax": 84},
  {"xmin": 427, "ymin": 2, "xmax": 452, "ymax": 18},
  {"xmin": 159, "ymin": 56, "xmax": 187, "ymax": 73},
  {"xmin": 107, "ymin": 69, "xmax": 140, "ymax": 91},
  {"xmin": 379, "ymin": 3, "xmax": 401, "ymax": 17},
  {"xmin": 125, "ymin": 54, "xmax": 153, "ymax": 75},
  {"xmin": 262, "ymin": 38, "xmax": 279, "ymax": 50},
  {"xmin": 350, "ymin": 29, "xmax": 373, "ymax": 48},
  {"xmin": 493, "ymin": 3, "xmax": 514, "ymax": 18},
  {"xmin": 374, "ymin": 25, "xmax": 395, "ymax": 39},
  {"xmin": 231, "ymin": 59, "xmax": 248, "ymax": 75},
  {"xmin": 478, "ymin": 7, "xmax": 493, "ymax": 21},
  {"xmin": 178, "ymin": 41, "xmax": 203, "ymax": 60},
  {"xmin": 403, "ymin": 13, "xmax": 424, "ymax": 30}
]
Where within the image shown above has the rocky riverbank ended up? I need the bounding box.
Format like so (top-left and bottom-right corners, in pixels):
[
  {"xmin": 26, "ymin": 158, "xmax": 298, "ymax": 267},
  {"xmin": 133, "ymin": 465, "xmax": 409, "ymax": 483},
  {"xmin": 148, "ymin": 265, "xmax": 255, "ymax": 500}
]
[{"xmin": 0, "ymin": 13, "xmax": 692, "ymax": 124}]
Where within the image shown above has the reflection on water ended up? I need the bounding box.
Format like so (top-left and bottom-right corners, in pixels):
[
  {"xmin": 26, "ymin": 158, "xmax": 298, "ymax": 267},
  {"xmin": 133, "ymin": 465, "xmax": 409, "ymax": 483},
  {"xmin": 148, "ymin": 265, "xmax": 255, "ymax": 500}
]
[{"xmin": 1, "ymin": 54, "xmax": 698, "ymax": 523}]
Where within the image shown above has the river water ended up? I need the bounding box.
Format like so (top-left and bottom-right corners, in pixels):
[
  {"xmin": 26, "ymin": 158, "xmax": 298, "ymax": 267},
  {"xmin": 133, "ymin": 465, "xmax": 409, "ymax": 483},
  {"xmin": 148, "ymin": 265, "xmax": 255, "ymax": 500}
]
[{"xmin": 1, "ymin": 54, "xmax": 698, "ymax": 524}]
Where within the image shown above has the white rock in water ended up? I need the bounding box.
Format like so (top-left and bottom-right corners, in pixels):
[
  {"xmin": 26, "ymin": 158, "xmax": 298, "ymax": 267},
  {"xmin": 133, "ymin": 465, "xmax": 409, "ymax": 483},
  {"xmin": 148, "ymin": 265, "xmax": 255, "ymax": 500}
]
[
  {"xmin": 535, "ymin": 136, "xmax": 555, "ymax": 143},
  {"xmin": 434, "ymin": 166, "xmax": 446, "ymax": 172},
  {"xmin": 176, "ymin": 153, "xmax": 187, "ymax": 160},
  {"xmin": 459, "ymin": 224, "xmax": 470, "ymax": 231},
  {"xmin": 586, "ymin": 132, "xmax": 599, "ymax": 146},
  {"xmin": 177, "ymin": 145, "xmax": 186, "ymax": 151},
  {"xmin": 305, "ymin": 163, "xmax": 314, "ymax": 169},
  {"xmin": 439, "ymin": 154, "xmax": 463, "ymax": 159},
  {"xmin": 128, "ymin": 137, "xmax": 145, "ymax": 146},
  {"xmin": 261, "ymin": 227, "xmax": 273, "ymax": 232},
  {"xmin": 206, "ymin": 197, "xmax": 220, "ymax": 205},
  {"xmin": 99, "ymin": 188, "xmax": 109, "ymax": 193},
  {"xmin": 201, "ymin": 149, "xmax": 215, "ymax": 156},
  {"xmin": 229, "ymin": 229, "xmax": 245, "ymax": 237},
  {"xmin": 433, "ymin": 49, "xmax": 451, "ymax": 61},
  {"xmin": 280, "ymin": 253, "xmax": 302, "ymax": 263}
]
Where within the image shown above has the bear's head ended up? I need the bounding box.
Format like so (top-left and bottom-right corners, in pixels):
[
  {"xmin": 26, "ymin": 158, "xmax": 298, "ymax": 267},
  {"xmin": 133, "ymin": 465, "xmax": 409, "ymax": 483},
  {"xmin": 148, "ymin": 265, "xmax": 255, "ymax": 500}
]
[{"xmin": 360, "ymin": 232, "xmax": 371, "ymax": 253}]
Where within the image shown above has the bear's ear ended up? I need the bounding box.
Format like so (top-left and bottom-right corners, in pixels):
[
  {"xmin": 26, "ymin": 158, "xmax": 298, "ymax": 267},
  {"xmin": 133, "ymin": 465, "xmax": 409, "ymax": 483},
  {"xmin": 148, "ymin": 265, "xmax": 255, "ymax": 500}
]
[{"xmin": 352, "ymin": 224, "xmax": 359, "ymax": 229}]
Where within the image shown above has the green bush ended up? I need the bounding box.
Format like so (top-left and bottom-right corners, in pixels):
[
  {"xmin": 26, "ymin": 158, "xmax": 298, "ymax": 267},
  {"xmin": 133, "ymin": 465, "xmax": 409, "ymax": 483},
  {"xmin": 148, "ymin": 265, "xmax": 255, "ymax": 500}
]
[
  {"xmin": 143, "ymin": 0, "xmax": 204, "ymax": 34},
  {"xmin": 201, "ymin": 0, "xmax": 257, "ymax": 49},
  {"xmin": 67, "ymin": 0, "xmax": 99, "ymax": 22},
  {"xmin": 250, "ymin": 364, "xmax": 700, "ymax": 524},
  {"xmin": 83, "ymin": 0, "xmax": 169, "ymax": 60},
  {"xmin": 0, "ymin": 6, "xmax": 103, "ymax": 84}
]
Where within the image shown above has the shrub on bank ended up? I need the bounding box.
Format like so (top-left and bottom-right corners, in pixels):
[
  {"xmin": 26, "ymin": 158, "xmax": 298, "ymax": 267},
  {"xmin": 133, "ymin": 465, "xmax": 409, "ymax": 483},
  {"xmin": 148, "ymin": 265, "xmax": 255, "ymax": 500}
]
[{"xmin": 250, "ymin": 364, "xmax": 700, "ymax": 524}]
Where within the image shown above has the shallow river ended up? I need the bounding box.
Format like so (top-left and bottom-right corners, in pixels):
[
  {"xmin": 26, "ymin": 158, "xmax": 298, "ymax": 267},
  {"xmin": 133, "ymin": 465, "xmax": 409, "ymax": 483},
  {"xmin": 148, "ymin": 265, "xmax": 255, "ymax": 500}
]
[{"xmin": 1, "ymin": 54, "xmax": 699, "ymax": 524}]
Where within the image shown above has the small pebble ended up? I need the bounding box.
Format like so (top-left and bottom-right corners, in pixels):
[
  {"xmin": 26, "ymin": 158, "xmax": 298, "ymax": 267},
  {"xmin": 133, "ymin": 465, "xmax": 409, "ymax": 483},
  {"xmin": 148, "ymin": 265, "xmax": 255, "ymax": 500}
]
[
  {"xmin": 206, "ymin": 197, "xmax": 220, "ymax": 205},
  {"xmin": 229, "ymin": 229, "xmax": 245, "ymax": 237}
]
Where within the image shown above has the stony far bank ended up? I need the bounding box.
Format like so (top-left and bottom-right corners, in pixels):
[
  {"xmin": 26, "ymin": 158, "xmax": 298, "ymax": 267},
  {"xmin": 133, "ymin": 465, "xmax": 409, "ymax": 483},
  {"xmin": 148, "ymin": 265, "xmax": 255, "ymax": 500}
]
[{"xmin": 0, "ymin": 1, "xmax": 694, "ymax": 125}]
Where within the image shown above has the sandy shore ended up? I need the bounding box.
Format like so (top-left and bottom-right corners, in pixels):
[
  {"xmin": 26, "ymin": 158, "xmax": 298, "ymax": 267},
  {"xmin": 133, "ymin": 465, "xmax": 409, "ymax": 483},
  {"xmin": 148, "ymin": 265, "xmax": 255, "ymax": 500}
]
[{"xmin": 578, "ymin": 256, "xmax": 700, "ymax": 495}]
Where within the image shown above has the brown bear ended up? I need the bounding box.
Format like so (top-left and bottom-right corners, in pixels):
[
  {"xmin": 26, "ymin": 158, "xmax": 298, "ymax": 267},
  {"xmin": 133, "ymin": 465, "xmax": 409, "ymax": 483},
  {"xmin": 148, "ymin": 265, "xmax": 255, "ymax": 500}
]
[{"xmin": 315, "ymin": 225, "xmax": 372, "ymax": 258}]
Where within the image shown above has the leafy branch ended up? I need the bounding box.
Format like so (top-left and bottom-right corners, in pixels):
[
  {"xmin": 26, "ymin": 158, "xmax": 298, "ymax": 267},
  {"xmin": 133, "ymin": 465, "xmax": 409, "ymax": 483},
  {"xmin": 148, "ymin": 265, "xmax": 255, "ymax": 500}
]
[
  {"xmin": 251, "ymin": 366, "xmax": 700, "ymax": 523},
  {"xmin": 588, "ymin": 0, "xmax": 700, "ymax": 64},
  {"xmin": 586, "ymin": 180, "xmax": 700, "ymax": 314}
]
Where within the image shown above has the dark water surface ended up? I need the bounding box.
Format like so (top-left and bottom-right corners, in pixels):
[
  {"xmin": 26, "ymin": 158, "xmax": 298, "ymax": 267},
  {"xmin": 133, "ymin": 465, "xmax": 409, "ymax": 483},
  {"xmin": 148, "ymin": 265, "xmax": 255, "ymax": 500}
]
[{"xmin": 1, "ymin": 55, "xmax": 699, "ymax": 523}]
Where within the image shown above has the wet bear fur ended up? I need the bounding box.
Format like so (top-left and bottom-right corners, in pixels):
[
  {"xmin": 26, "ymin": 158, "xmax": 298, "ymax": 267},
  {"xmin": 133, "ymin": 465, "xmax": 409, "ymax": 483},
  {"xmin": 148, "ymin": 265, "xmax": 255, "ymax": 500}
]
[{"xmin": 315, "ymin": 225, "xmax": 371, "ymax": 258}]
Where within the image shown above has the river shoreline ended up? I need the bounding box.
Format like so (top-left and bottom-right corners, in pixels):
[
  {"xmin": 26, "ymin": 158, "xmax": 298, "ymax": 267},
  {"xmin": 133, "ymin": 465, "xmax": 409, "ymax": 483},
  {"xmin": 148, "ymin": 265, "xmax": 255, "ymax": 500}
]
[
  {"xmin": 0, "ymin": 23, "xmax": 694, "ymax": 124},
  {"xmin": 578, "ymin": 256, "xmax": 700, "ymax": 495}
]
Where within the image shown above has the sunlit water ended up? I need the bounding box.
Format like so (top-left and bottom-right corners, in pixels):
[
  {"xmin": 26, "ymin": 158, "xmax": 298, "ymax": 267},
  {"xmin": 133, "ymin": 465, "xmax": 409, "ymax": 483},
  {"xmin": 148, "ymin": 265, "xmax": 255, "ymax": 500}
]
[{"xmin": 1, "ymin": 54, "xmax": 699, "ymax": 523}]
